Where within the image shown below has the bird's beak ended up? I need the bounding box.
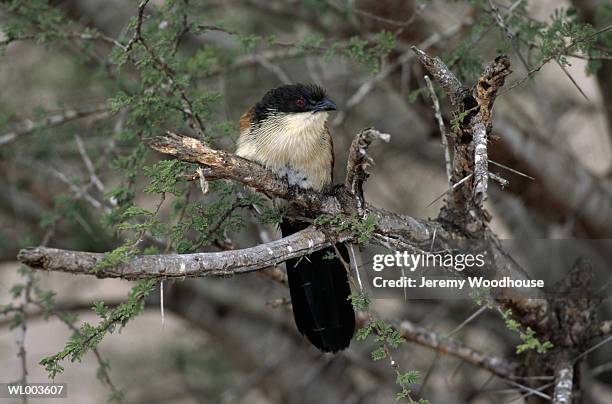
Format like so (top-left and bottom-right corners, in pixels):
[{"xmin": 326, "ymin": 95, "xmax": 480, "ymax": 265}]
[{"xmin": 313, "ymin": 97, "xmax": 337, "ymax": 112}]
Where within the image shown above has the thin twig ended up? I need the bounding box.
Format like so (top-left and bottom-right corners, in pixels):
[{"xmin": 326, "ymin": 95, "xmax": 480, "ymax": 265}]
[
  {"xmin": 255, "ymin": 55, "xmax": 292, "ymax": 84},
  {"xmin": 16, "ymin": 277, "xmax": 32, "ymax": 404},
  {"xmin": 488, "ymin": 159, "xmax": 535, "ymax": 180},
  {"xmin": 33, "ymin": 300, "xmax": 124, "ymax": 400},
  {"xmin": 489, "ymin": 172, "xmax": 510, "ymax": 188},
  {"xmin": 505, "ymin": 379, "xmax": 551, "ymax": 401},
  {"xmin": 503, "ymin": 24, "xmax": 612, "ymax": 95},
  {"xmin": 554, "ymin": 59, "xmax": 590, "ymax": 101},
  {"xmin": 425, "ymin": 174, "xmax": 473, "ymax": 208},
  {"xmin": 424, "ymin": 75, "xmax": 452, "ymax": 186},
  {"xmin": 351, "ymin": 4, "xmax": 424, "ymax": 28},
  {"xmin": 445, "ymin": 306, "xmax": 487, "ymax": 338},
  {"xmin": 399, "ymin": 320, "xmax": 518, "ymax": 380},
  {"xmin": 0, "ymin": 31, "xmax": 126, "ymax": 50},
  {"xmin": 75, "ymin": 134, "xmax": 105, "ymax": 193},
  {"xmin": 49, "ymin": 167, "xmax": 109, "ymax": 213},
  {"xmin": 333, "ymin": 22, "xmax": 466, "ymax": 125},
  {"xmin": 125, "ymin": 0, "xmax": 207, "ymax": 137},
  {"xmin": 348, "ymin": 244, "xmax": 363, "ymax": 292},
  {"xmin": 160, "ymin": 280, "xmax": 165, "ymax": 328},
  {"xmin": 0, "ymin": 104, "xmax": 110, "ymax": 146},
  {"xmin": 574, "ymin": 334, "xmax": 612, "ymax": 361}
]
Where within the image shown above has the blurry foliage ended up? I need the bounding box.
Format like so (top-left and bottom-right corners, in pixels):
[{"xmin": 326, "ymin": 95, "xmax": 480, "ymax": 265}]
[
  {"xmin": 587, "ymin": 4, "xmax": 612, "ymax": 74},
  {"xmin": 501, "ymin": 309, "xmax": 554, "ymax": 354},
  {"xmin": 0, "ymin": 0, "xmax": 609, "ymax": 402},
  {"xmin": 444, "ymin": 1, "xmax": 609, "ymax": 83}
]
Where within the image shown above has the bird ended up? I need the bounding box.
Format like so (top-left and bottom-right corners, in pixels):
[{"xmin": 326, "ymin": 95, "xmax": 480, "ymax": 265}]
[{"xmin": 236, "ymin": 83, "xmax": 356, "ymax": 353}]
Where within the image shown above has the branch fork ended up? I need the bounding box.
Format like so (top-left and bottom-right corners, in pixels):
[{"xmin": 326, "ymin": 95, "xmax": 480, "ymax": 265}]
[{"xmin": 413, "ymin": 47, "xmax": 510, "ymax": 230}]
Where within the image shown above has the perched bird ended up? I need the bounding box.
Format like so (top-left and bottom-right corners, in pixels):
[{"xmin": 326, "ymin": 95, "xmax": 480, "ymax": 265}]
[{"xmin": 236, "ymin": 84, "xmax": 355, "ymax": 353}]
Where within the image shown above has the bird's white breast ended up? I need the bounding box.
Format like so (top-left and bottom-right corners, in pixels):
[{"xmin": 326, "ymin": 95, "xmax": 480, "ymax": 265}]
[{"xmin": 236, "ymin": 111, "xmax": 332, "ymax": 191}]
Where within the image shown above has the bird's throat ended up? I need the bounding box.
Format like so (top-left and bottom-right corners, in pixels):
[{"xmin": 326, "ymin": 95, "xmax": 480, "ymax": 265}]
[{"xmin": 236, "ymin": 112, "xmax": 333, "ymax": 191}]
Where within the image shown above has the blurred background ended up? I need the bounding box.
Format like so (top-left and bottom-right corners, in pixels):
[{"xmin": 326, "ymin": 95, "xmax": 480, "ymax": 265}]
[{"xmin": 1, "ymin": 0, "xmax": 611, "ymax": 403}]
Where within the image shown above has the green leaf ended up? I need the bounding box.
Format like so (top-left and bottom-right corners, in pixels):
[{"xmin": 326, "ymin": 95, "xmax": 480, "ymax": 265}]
[
  {"xmin": 356, "ymin": 323, "xmax": 373, "ymax": 341},
  {"xmin": 144, "ymin": 160, "xmax": 194, "ymax": 196},
  {"xmin": 348, "ymin": 293, "xmax": 370, "ymax": 311},
  {"xmin": 397, "ymin": 370, "xmax": 421, "ymax": 387},
  {"xmin": 371, "ymin": 346, "xmax": 386, "ymax": 361},
  {"xmin": 10, "ymin": 284, "xmax": 25, "ymax": 298}
]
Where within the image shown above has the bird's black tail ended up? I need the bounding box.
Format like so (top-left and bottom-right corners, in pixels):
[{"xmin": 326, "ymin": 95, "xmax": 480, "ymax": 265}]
[{"xmin": 280, "ymin": 220, "xmax": 355, "ymax": 353}]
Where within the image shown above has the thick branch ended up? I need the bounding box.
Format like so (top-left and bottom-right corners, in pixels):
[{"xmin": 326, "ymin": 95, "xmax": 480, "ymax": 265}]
[
  {"xmin": 408, "ymin": 50, "xmax": 551, "ymax": 326},
  {"xmin": 20, "ymin": 123, "xmax": 548, "ymax": 332},
  {"xmin": 18, "ymin": 212, "xmax": 546, "ymax": 324},
  {"xmin": 552, "ymin": 362, "xmax": 574, "ymax": 404},
  {"xmin": 153, "ymin": 130, "xmax": 441, "ymax": 240},
  {"xmin": 472, "ymin": 119, "xmax": 489, "ymax": 207},
  {"xmin": 21, "ymin": 128, "xmax": 548, "ymax": 331},
  {"xmin": 411, "ymin": 46, "xmax": 468, "ymax": 107},
  {"xmin": 471, "ymin": 56, "xmax": 511, "ymax": 208},
  {"xmin": 413, "ymin": 48, "xmax": 510, "ymax": 230},
  {"xmin": 150, "ymin": 131, "xmax": 341, "ymax": 213},
  {"xmin": 17, "ymin": 227, "xmax": 347, "ymax": 279},
  {"xmin": 413, "ymin": 46, "xmax": 475, "ymax": 215}
]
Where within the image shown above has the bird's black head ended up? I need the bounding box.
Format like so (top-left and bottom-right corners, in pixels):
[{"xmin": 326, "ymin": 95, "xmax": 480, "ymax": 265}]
[{"xmin": 253, "ymin": 84, "xmax": 336, "ymax": 122}]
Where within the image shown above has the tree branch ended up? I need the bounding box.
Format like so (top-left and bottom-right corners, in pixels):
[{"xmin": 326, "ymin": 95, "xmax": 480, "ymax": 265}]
[
  {"xmin": 412, "ymin": 47, "xmax": 510, "ymax": 230},
  {"xmin": 471, "ymin": 56, "xmax": 511, "ymax": 209},
  {"xmin": 0, "ymin": 104, "xmax": 110, "ymax": 146},
  {"xmin": 552, "ymin": 361, "xmax": 574, "ymax": 404},
  {"xmin": 424, "ymin": 75, "xmax": 452, "ymax": 186},
  {"xmin": 17, "ymin": 227, "xmax": 347, "ymax": 280},
  {"xmin": 149, "ymin": 131, "xmax": 341, "ymax": 213},
  {"xmin": 19, "ymin": 122, "xmax": 550, "ymax": 332},
  {"xmin": 407, "ymin": 49, "xmax": 553, "ymax": 329},
  {"xmin": 399, "ymin": 320, "xmax": 519, "ymax": 380},
  {"xmin": 411, "ymin": 46, "xmax": 468, "ymax": 107}
]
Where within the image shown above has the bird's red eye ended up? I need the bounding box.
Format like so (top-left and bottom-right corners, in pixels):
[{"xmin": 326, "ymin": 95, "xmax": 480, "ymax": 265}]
[{"xmin": 296, "ymin": 98, "xmax": 306, "ymax": 107}]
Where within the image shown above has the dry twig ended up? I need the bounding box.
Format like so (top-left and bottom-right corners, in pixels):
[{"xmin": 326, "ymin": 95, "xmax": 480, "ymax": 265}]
[
  {"xmin": 0, "ymin": 104, "xmax": 110, "ymax": 146},
  {"xmin": 424, "ymin": 75, "xmax": 452, "ymax": 186},
  {"xmin": 345, "ymin": 128, "xmax": 391, "ymax": 215}
]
